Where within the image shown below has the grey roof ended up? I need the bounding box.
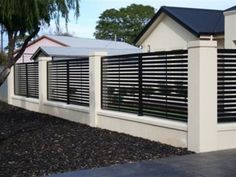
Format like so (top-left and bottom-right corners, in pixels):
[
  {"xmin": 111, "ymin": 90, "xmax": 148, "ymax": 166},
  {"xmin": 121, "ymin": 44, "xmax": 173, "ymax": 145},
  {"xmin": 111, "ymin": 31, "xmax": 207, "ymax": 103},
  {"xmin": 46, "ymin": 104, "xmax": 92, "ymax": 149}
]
[
  {"xmin": 45, "ymin": 35, "xmax": 138, "ymax": 50},
  {"xmin": 31, "ymin": 46, "xmax": 141, "ymax": 60}
]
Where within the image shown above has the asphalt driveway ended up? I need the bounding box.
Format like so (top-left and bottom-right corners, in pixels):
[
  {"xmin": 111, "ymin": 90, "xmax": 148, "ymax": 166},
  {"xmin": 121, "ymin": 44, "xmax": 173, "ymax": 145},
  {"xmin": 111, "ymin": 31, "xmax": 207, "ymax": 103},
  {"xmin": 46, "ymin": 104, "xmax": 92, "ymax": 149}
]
[{"xmin": 49, "ymin": 149, "xmax": 236, "ymax": 177}]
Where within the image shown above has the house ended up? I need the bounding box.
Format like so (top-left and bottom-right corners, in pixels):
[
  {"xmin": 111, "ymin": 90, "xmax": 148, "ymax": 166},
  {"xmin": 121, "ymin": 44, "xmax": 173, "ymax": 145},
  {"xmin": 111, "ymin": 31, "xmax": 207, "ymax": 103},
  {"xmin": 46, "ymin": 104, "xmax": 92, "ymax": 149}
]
[
  {"xmin": 17, "ymin": 35, "xmax": 141, "ymax": 63},
  {"xmin": 31, "ymin": 45, "xmax": 141, "ymax": 60},
  {"xmin": 134, "ymin": 6, "xmax": 236, "ymax": 52},
  {"xmin": 16, "ymin": 35, "xmax": 67, "ymax": 63}
]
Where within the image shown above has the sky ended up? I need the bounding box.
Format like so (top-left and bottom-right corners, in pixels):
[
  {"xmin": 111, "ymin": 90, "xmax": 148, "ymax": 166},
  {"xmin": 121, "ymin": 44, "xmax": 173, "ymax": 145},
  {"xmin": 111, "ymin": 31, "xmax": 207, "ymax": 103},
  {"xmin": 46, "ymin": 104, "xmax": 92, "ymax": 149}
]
[{"xmin": 40, "ymin": 0, "xmax": 236, "ymax": 39}]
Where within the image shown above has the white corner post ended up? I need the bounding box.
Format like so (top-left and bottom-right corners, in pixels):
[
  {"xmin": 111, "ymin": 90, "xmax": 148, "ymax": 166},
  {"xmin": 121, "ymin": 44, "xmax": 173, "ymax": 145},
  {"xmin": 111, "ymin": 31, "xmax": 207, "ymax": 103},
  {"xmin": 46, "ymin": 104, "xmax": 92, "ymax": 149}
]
[
  {"xmin": 224, "ymin": 10, "xmax": 236, "ymax": 48},
  {"xmin": 89, "ymin": 52, "xmax": 107, "ymax": 127},
  {"xmin": 188, "ymin": 40, "xmax": 218, "ymax": 153},
  {"xmin": 38, "ymin": 57, "xmax": 52, "ymax": 111},
  {"xmin": 7, "ymin": 67, "xmax": 14, "ymax": 104}
]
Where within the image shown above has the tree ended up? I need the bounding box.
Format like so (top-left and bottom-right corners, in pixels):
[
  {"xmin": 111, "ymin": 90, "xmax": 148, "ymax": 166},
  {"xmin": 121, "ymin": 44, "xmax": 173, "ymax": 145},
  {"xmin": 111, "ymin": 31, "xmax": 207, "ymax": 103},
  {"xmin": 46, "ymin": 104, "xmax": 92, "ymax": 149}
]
[
  {"xmin": 94, "ymin": 4, "xmax": 155, "ymax": 44},
  {"xmin": 4, "ymin": 34, "xmax": 39, "ymax": 51},
  {"xmin": 53, "ymin": 25, "xmax": 74, "ymax": 37},
  {"xmin": 0, "ymin": 0, "xmax": 80, "ymax": 86}
]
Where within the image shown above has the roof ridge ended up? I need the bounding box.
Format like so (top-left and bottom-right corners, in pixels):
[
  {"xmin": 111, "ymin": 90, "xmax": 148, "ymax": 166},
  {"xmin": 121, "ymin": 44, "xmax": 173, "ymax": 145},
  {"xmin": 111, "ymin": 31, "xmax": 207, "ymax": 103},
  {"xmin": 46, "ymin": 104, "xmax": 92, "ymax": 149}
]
[
  {"xmin": 45, "ymin": 34, "xmax": 128, "ymax": 44},
  {"xmin": 224, "ymin": 5, "xmax": 236, "ymax": 12},
  {"xmin": 161, "ymin": 7, "xmax": 199, "ymax": 35},
  {"xmin": 134, "ymin": 5, "xmax": 225, "ymax": 44},
  {"xmin": 163, "ymin": 6, "xmax": 223, "ymax": 12}
]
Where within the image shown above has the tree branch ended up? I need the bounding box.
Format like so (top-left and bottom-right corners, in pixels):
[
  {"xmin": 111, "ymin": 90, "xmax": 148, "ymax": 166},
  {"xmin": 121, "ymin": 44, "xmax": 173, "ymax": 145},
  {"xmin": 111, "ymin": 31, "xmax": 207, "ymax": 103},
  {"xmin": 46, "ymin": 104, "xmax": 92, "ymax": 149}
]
[{"xmin": 13, "ymin": 27, "xmax": 40, "ymax": 64}]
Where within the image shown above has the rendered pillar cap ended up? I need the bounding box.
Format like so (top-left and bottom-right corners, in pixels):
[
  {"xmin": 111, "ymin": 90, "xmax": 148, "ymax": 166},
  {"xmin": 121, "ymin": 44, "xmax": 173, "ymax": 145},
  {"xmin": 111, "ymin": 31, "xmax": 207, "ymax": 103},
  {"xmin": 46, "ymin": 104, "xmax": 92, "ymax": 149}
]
[
  {"xmin": 89, "ymin": 52, "xmax": 107, "ymax": 57},
  {"xmin": 38, "ymin": 57, "xmax": 52, "ymax": 62},
  {"xmin": 188, "ymin": 40, "xmax": 217, "ymax": 49}
]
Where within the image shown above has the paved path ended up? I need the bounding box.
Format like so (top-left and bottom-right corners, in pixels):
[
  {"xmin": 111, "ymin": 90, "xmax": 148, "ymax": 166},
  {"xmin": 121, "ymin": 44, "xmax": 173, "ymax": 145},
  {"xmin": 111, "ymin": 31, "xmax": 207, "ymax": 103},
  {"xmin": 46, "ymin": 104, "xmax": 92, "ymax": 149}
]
[{"xmin": 49, "ymin": 149, "xmax": 236, "ymax": 177}]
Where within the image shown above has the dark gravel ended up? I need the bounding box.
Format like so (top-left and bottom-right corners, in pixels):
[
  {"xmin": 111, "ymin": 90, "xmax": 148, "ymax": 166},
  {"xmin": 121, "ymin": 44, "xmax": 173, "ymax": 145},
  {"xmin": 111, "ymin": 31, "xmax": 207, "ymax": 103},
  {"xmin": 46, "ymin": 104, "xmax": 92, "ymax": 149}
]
[{"xmin": 0, "ymin": 102, "xmax": 192, "ymax": 177}]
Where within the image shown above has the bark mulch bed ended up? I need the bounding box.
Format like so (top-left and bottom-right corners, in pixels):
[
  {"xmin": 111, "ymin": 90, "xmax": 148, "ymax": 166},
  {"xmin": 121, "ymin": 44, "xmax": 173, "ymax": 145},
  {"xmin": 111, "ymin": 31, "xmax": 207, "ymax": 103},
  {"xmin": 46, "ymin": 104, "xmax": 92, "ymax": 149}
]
[{"xmin": 0, "ymin": 102, "xmax": 192, "ymax": 177}]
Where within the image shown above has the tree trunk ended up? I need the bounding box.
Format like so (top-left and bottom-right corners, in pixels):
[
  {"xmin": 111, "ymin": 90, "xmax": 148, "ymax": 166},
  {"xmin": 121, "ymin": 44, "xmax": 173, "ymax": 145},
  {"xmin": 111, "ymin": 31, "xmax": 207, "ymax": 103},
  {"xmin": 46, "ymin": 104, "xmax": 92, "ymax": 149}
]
[
  {"xmin": 0, "ymin": 66, "xmax": 11, "ymax": 86},
  {"xmin": 0, "ymin": 27, "xmax": 40, "ymax": 87},
  {"xmin": 0, "ymin": 57, "xmax": 16, "ymax": 86}
]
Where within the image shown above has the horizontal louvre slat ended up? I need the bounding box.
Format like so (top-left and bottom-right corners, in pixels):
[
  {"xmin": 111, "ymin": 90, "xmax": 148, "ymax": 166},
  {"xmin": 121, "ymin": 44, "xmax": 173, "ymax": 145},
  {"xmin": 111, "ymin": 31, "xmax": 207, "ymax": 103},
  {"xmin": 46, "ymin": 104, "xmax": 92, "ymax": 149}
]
[
  {"xmin": 14, "ymin": 63, "xmax": 39, "ymax": 98},
  {"xmin": 218, "ymin": 49, "xmax": 236, "ymax": 122},
  {"xmin": 102, "ymin": 50, "xmax": 188, "ymax": 122},
  {"xmin": 47, "ymin": 58, "xmax": 89, "ymax": 106}
]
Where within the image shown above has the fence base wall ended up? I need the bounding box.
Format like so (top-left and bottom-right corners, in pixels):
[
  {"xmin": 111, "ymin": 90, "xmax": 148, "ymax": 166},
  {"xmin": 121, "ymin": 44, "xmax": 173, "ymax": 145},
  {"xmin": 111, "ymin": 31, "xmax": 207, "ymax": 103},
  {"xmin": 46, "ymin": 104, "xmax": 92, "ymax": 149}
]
[
  {"xmin": 9, "ymin": 96, "xmax": 90, "ymax": 125},
  {"xmin": 218, "ymin": 123, "xmax": 236, "ymax": 150},
  {"xmin": 8, "ymin": 95, "xmax": 236, "ymax": 151},
  {"xmin": 11, "ymin": 96, "xmax": 39, "ymax": 112},
  {"xmin": 97, "ymin": 110, "xmax": 188, "ymax": 148},
  {"xmin": 9, "ymin": 94, "xmax": 188, "ymax": 148},
  {"xmin": 42, "ymin": 101, "xmax": 90, "ymax": 124}
]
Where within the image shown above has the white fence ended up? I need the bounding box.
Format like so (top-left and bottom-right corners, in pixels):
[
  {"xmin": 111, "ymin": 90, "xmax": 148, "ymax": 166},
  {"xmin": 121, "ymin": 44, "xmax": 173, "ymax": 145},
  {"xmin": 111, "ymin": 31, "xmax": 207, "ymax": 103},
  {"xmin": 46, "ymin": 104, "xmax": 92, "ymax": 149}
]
[{"xmin": 7, "ymin": 41, "xmax": 236, "ymax": 153}]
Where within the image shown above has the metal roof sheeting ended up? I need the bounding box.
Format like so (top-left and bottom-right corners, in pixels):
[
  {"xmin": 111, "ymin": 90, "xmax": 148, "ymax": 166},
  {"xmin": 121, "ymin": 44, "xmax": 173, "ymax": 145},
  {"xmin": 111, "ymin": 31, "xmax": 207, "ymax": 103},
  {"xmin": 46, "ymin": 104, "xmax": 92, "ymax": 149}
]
[
  {"xmin": 45, "ymin": 35, "xmax": 139, "ymax": 49},
  {"xmin": 31, "ymin": 46, "xmax": 141, "ymax": 60},
  {"xmin": 161, "ymin": 6, "xmax": 224, "ymax": 35}
]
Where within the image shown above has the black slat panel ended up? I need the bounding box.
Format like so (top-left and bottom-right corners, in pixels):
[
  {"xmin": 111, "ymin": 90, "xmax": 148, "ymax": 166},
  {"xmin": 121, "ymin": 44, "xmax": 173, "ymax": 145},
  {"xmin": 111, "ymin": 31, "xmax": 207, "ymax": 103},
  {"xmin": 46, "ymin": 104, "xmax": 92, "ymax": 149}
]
[
  {"xmin": 47, "ymin": 58, "xmax": 89, "ymax": 106},
  {"xmin": 218, "ymin": 49, "xmax": 236, "ymax": 122},
  {"xmin": 101, "ymin": 50, "xmax": 188, "ymax": 122},
  {"xmin": 14, "ymin": 62, "xmax": 39, "ymax": 98}
]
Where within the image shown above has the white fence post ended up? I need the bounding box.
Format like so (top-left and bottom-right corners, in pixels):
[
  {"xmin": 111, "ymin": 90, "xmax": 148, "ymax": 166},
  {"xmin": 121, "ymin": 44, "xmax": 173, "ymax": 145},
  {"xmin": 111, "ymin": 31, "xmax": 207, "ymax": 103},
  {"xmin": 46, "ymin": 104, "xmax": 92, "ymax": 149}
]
[
  {"xmin": 89, "ymin": 52, "xmax": 107, "ymax": 127},
  {"xmin": 7, "ymin": 67, "xmax": 14, "ymax": 104},
  {"xmin": 38, "ymin": 57, "xmax": 52, "ymax": 111},
  {"xmin": 188, "ymin": 40, "xmax": 218, "ymax": 152}
]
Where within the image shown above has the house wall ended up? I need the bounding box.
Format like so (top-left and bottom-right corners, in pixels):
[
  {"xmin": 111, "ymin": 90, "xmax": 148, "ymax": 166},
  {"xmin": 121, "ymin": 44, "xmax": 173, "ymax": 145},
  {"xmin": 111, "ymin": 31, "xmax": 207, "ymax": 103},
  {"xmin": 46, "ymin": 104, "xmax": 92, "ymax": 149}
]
[
  {"xmin": 224, "ymin": 11, "xmax": 236, "ymax": 49},
  {"xmin": 139, "ymin": 14, "xmax": 225, "ymax": 52},
  {"xmin": 224, "ymin": 10, "xmax": 236, "ymax": 48},
  {"xmin": 140, "ymin": 15, "xmax": 197, "ymax": 52},
  {"xmin": 17, "ymin": 38, "xmax": 64, "ymax": 63},
  {"xmin": 216, "ymin": 38, "xmax": 225, "ymax": 49}
]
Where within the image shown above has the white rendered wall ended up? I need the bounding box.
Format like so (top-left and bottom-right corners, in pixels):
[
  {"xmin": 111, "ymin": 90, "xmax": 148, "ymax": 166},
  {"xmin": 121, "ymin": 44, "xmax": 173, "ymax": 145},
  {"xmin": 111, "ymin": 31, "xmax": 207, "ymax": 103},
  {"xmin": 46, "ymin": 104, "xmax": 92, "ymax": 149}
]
[
  {"xmin": 224, "ymin": 10, "xmax": 236, "ymax": 48},
  {"xmin": 188, "ymin": 41, "xmax": 218, "ymax": 153},
  {"xmin": 97, "ymin": 110, "xmax": 187, "ymax": 147},
  {"xmin": 139, "ymin": 14, "xmax": 224, "ymax": 52},
  {"xmin": 218, "ymin": 123, "xmax": 236, "ymax": 150},
  {"xmin": 216, "ymin": 38, "xmax": 225, "ymax": 48},
  {"xmin": 89, "ymin": 52, "xmax": 107, "ymax": 127},
  {"xmin": 140, "ymin": 15, "xmax": 197, "ymax": 52}
]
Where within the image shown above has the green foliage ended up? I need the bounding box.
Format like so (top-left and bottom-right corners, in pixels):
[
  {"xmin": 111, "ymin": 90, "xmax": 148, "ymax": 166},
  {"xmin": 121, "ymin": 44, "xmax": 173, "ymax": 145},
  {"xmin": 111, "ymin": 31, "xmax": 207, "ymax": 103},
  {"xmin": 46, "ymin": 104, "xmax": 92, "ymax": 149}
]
[
  {"xmin": 53, "ymin": 26, "xmax": 74, "ymax": 37},
  {"xmin": 94, "ymin": 4, "xmax": 155, "ymax": 44},
  {"xmin": 0, "ymin": 52, "xmax": 7, "ymax": 65},
  {"xmin": 0, "ymin": 0, "xmax": 80, "ymax": 59},
  {"xmin": 0, "ymin": 0, "xmax": 80, "ymax": 86},
  {"xmin": 4, "ymin": 35, "xmax": 39, "ymax": 50},
  {"xmin": 0, "ymin": 0, "xmax": 80, "ymax": 32}
]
